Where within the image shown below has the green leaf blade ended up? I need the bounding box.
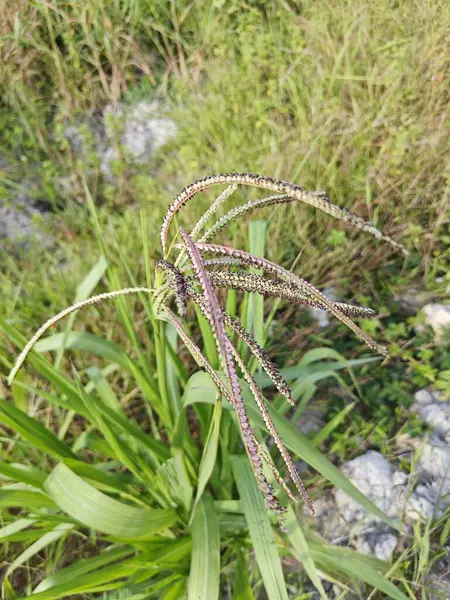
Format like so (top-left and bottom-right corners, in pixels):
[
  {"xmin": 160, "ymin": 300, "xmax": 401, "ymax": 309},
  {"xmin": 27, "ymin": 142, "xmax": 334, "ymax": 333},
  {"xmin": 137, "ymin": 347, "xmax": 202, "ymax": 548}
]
[
  {"xmin": 44, "ymin": 463, "xmax": 177, "ymax": 538},
  {"xmin": 231, "ymin": 455, "xmax": 288, "ymax": 600},
  {"xmin": 188, "ymin": 493, "xmax": 220, "ymax": 600}
]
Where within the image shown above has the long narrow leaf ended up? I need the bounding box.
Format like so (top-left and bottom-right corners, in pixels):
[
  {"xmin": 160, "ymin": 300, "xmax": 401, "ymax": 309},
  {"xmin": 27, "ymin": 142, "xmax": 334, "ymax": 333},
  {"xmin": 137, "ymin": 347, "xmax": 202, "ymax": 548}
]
[
  {"xmin": 284, "ymin": 508, "xmax": 328, "ymax": 600},
  {"xmin": 310, "ymin": 545, "xmax": 409, "ymax": 600},
  {"xmin": 246, "ymin": 220, "xmax": 267, "ymax": 348},
  {"xmin": 0, "ymin": 399, "xmax": 75, "ymax": 460},
  {"xmin": 231, "ymin": 455, "xmax": 288, "ymax": 600},
  {"xmin": 190, "ymin": 398, "xmax": 222, "ymax": 523},
  {"xmin": 4, "ymin": 523, "xmax": 74, "ymax": 579},
  {"xmin": 44, "ymin": 462, "xmax": 177, "ymax": 538},
  {"xmin": 33, "ymin": 547, "xmax": 134, "ymax": 593},
  {"xmin": 188, "ymin": 493, "xmax": 220, "ymax": 600}
]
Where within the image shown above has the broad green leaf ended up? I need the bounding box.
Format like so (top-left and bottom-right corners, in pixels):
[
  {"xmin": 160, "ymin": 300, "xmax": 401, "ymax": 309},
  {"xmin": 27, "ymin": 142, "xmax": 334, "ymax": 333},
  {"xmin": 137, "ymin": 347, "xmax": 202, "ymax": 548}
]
[
  {"xmin": 190, "ymin": 398, "xmax": 222, "ymax": 523},
  {"xmin": 188, "ymin": 493, "xmax": 220, "ymax": 600},
  {"xmin": 5, "ymin": 523, "xmax": 74, "ymax": 579},
  {"xmin": 0, "ymin": 398, "xmax": 75, "ymax": 460},
  {"xmin": 75, "ymin": 255, "xmax": 108, "ymax": 301},
  {"xmin": 231, "ymin": 455, "xmax": 288, "ymax": 600},
  {"xmin": 44, "ymin": 462, "xmax": 177, "ymax": 538},
  {"xmin": 156, "ymin": 456, "xmax": 193, "ymax": 512},
  {"xmin": 62, "ymin": 458, "xmax": 138, "ymax": 499},
  {"xmin": 33, "ymin": 546, "xmax": 134, "ymax": 593},
  {"xmin": 184, "ymin": 371, "xmax": 397, "ymax": 529},
  {"xmin": 305, "ymin": 535, "xmax": 403, "ymax": 575},
  {"xmin": 284, "ymin": 508, "xmax": 327, "ymax": 600}
]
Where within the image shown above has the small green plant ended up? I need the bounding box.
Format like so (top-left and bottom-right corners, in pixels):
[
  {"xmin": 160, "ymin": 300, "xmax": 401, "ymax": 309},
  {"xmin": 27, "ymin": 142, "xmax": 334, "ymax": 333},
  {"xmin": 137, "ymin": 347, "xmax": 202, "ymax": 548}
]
[{"xmin": 3, "ymin": 173, "xmax": 411, "ymax": 599}]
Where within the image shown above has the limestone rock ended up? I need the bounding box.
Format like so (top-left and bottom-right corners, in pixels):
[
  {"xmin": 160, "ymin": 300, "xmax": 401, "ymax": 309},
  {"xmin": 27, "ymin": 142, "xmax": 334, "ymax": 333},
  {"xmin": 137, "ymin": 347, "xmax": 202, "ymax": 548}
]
[
  {"xmin": 64, "ymin": 100, "xmax": 177, "ymax": 181},
  {"xmin": 422, "ymin": 303, "xmax": 450, "ymax": 340}
]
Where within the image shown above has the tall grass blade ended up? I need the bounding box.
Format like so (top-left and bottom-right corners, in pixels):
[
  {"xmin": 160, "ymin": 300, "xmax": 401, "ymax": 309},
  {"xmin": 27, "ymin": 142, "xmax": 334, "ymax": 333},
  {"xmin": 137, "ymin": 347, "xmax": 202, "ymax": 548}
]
[
  {"xmin": 0, "ymin": 399, "xmax": 75, "ymax": 460},
  {"xmin": 188, "ymin": 493, "xmax": 220, "ymax": 600},
  {"xmin": 284, "ymin": 508, "xmax": 328, "ymax": 600},
  {"xmin": 190, "ymin": 398, "xmax": 222, "ymax": 523},
  {"xmin": 231, "ymin": 455, "xmax": 289, "ymax": 600},
  {"xmin": 246, "ymin": 220, "xmax": 267, "ymax": 348},
  {"xmin": 33, "ymin": 547, "xmax": 135, "ymax": 593},
  {"xmin": 4, "ymin": 523, "xmax": 74, "ymax": 580},
  {"xmin": 309, "ymin": 544, "xmax": 409, "ymax": 600},
  {"xmin": 54, "ymin": 255, "xmax": 108, "ymax": 370},
  {"xmin": 44, "ymin": 463, "xmax": 177, "ymax": 538}
]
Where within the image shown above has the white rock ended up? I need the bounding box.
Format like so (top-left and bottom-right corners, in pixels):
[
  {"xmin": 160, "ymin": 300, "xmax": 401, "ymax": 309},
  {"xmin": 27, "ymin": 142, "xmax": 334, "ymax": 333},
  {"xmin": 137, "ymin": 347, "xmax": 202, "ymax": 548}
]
[
  {"xmin": 0, "ymin": 193, "xmax": 51, "ymax": 247},
  {"xmin": 417, "ymin": 438, "xmax": 450, "ymax": 512},
  {"xmin": 422, "ymin": 303, "xmax": 450, "ymax": 339},
  {"xmin": 333, "ymin": 452, "xmax": 406, "ymax": 531},
  {"xmin": 312, "ymin": 448, "xmax": 450, "ymax": 562},
  {"xmin": 405, "ymin": 483, "xmax": 436, "ymax": 521},
  {"xmin": 64, "ymin": 100, "xmax": 177, "ymax": 181},
  {"xmin": 356, "ymin": 528, "xmax": 398, "ymax": 561},
  {"xmin": 412, "ymin": 389, "xmax": 450, "ymax": 442}
]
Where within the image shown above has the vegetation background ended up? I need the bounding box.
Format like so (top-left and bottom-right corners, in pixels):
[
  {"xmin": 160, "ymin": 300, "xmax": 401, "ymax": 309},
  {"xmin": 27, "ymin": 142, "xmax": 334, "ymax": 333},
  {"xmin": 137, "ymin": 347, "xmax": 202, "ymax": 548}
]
[{"xmin": 0, "ymin": 0, "xmax": 449, "ymax": 598}]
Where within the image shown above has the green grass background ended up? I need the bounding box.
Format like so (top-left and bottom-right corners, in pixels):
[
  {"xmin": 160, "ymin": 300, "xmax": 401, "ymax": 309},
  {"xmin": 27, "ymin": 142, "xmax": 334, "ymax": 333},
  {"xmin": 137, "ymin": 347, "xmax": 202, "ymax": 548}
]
[{"xmin": 0, "ymin": 0, "xmax": 449, "ymax": 598}]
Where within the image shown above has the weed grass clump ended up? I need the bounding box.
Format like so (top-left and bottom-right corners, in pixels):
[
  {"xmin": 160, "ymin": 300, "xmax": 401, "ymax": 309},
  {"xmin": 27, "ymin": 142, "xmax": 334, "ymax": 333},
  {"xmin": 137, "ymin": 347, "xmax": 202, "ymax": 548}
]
[{"xmin": 8, "ymin": 172, "xmax": 407, "ymax": 525}]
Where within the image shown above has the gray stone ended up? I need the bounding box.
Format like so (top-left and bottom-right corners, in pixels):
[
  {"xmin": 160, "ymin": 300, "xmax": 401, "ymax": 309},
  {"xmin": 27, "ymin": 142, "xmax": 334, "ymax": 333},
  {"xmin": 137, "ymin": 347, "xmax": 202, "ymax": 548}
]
[
  {"xmin": 64, "ymin": 100, "xmax": 177, "ymax": 181},
  {"xmin": 313, "ymin": 452, "xmax": 403, "ymax": 561},
  {"xmin": 412, "ymin": 389, "xmax": 450, "ymax": 442},
  {"xmin": 396, "ymin": 287, "xmax": 435, "ymax": 315},
  {"xmin": 422, "ymin": 303, "xmax": 450, "ymax": 340},
  {"xmin": 0, "ymin": 192, "xmax": 51, "ymax": 247},
  {"xmin": 356, "ymin": 527, "xmax": 398, "ymax": 561},
  {"xmin": 106, "ymin": 101, "xmax": 177, "ymax": 161},
  {"xmin": 311, "ymin": 447, "xmax": 450, "ymax": 562},
  {"xmin": 335, "ymin": 451, "xmax": 407, "ymax": 522},
  {"xmin": 415, "ymin": 438, "xmax": 450, "ymax": 512}
]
